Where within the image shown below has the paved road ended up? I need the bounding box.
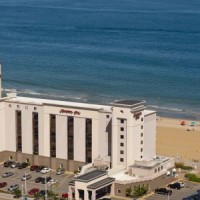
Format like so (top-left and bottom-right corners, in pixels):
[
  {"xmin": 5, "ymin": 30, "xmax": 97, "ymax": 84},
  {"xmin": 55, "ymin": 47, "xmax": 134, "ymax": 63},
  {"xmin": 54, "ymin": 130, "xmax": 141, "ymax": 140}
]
[{"xmin": 144, "ymin": 181, "xmax": 200, "ymax": 200}]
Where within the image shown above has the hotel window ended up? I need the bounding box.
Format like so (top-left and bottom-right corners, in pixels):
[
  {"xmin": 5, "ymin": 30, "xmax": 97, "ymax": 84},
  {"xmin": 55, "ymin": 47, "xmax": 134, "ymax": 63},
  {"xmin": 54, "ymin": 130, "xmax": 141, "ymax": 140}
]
[
  {"xmin": 141, "ymin": 148, "xmax": 143, "ymax": 152},
  {"xmin": 16, "ymin": 110, "xmax": 22, "ymax": 152},
  {"xmin": 141, "ymin": 140, "xmax": 143, "ymax": 145},
  {"xmin": 155, "ymin": 169, "xmax": 157, "ymax": 173},
  {"xmin": 161, "ymin": 166, "xmax": 163, "ymax": 170},
  {"xmin": 120, "ymin": 119, "xmax": 124, "ymax": 124},
  {"xmin": 50, "ymin": 114, "xmax": 56, "ymax": 157},
  {"xmin": 117, "ymin": 190, "xmax": 121, "ymax": 194},
  {"xmin": 33, "ymin": 112, "xmax": 39, "ymax": 155},
  {"xmin": 120, "ymin": 150, "xmax": 124, "ymax": 154},
  {"xmin": 68, "ymin": 117, "xmax": 74, "ymax": 160},
  {"xmin": 141, "ymin": 125, "xmax": 143, "ymax": 129},
  {"xmin": 120, "ymin": 143, "xmax": 124, "ymax": 147},
  {"xmin": 141, "ymin": 117, "xmax": 143, "ymax": 122},
  {"xmin": 86, "ymin": 118, "xmax": 92, "ymax": 163},
  {"xmin": 120, "ymin": 158, "xmax": 124, "ymax": 162},
  {"xmin": 120, "ymin": 127, "xmax": 124, "ymax": 131},
  {"xmin": 141, "ymin": 133, "xmax": 143, "ymax": 137},
  {"xmin": 120, "ymin": 135, "xmax": 124, "ymax": 139}
]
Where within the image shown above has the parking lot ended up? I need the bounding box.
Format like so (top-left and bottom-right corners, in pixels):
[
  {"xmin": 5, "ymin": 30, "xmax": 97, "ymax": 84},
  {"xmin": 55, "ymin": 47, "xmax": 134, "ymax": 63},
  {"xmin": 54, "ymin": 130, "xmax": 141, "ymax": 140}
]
[
  {"xmin": 0, "ymin": 163, "xmax": 74, "ymax": 197},
  {"xmin": 144, "ymin": 181, "xmax": 200, "ymax": 200}
]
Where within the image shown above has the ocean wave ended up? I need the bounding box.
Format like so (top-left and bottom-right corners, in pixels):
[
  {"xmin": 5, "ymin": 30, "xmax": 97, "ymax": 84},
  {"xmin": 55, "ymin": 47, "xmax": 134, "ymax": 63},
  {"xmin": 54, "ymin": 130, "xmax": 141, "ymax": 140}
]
[
  {"xmin": 2, "ymin": 88, "xmax": 88, "ymax": 102},
  {"xmin": 148, "ymin": 105, "xmax": 183, "ymax": 112},
  {"xmin": 148, "ymin": 105, "xmax": 200, "ymax": 116}
]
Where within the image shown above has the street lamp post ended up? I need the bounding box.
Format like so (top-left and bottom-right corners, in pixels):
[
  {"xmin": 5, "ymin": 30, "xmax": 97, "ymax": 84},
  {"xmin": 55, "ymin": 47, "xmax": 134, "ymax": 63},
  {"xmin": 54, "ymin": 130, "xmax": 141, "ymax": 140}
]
[
  {"xmin": 24, "ymin": 171, "xmax": 27, "ymax": 197},
  {"xmin": 45, "ymin": 177, "xmax": 47, "ymax": 200}
]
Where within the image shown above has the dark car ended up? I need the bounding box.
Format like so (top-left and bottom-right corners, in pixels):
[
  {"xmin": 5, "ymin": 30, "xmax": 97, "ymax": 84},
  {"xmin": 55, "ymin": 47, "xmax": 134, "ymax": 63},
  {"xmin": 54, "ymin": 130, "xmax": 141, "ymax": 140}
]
[
  {"xmin": 18, "ymin": 162, "xmax": 28, "ymax": 169},
  {"xmin": 0, "ymin": 182, "xmax": 7, "ymax": 188},
  {"xmin": 4, "ymin": 161, "xmax": 14, "ymax": 167},
  {"xmin": 38, "ymin": 190, "xmax": 50, "ymax": 196},
  {"xmin": 13, "ymin": 194, "xmax": 22, "ymax": 198},
  {"xmin": 35, "ymin": 177, "xmax": 44, "ymax": 183},
  {"xmin": 41, "ymin": 176, "xmax": 52, "ymax": 184},
  {"xmin": 168, "ymin": 182, "xmax": 181, "ymax": 189},
  {"xmin": 155, "ymin": 188, "xmax": 172, "ymax": 195},
  {"xmin": 36, "ymin": 166, "xmax": 45, "ymax": 172},
  {"xmin": 30, "ymin": 165, "xmax": 39, "ymax": 171}
]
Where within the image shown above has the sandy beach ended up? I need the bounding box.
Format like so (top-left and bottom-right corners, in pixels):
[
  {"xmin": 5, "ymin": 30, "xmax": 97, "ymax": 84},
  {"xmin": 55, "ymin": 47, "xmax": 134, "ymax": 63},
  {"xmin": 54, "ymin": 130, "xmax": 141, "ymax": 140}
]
[{"xmin": 156, "ymin": 117, "xmax": 200, "ymax": 161}]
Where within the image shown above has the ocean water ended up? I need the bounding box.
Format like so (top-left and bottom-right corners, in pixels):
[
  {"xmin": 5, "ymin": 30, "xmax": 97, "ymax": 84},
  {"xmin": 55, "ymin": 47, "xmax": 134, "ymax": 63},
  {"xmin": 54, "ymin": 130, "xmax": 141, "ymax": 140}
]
[{"xmin": 0, "ymin": 0, "xmax": 200, "ymax": 119}]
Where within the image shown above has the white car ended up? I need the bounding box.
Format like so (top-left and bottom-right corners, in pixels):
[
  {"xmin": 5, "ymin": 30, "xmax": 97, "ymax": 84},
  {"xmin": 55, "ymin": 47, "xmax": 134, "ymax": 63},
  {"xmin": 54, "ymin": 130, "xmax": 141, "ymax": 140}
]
[
  {"xmin": 41, "ymin": 168, "xmax": 51, "ymax": 174},
  {"xmin": 177, "ymin": 182, "xmax": 185, "ymax": 188},
  {"xmin": 47, "ymin": 179, "xmax": 58, "ymax": 186},
  {"xmin": 21, "ymin": 173, "xmax": 32, "ymax": 181}
]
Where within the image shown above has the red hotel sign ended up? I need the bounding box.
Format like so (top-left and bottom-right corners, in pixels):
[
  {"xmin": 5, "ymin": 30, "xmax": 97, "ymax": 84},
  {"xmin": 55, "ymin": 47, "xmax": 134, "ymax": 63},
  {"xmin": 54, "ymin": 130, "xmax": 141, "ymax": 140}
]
[{"xmin": 59, "ymin": 109, "xmax": 81, "ymax": 115}]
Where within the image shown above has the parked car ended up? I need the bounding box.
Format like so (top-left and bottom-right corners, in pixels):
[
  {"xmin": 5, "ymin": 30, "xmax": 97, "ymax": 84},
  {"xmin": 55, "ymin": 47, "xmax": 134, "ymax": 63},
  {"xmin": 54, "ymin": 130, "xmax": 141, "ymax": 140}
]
[
  {"xmin": 177, "ymin": 182, "xmax": 185, "ymax": 188},
  {"xmin": 168, "ymin": 182, "xmax": 185, "ymax": 189},
  {"xmin": 35, "ymin": 177, "xmax": 44, "ymax": 183},
  {"xmin": 155, "ymin": 188, "xmax": 172, "ymax": 195},
  {"xmin": 18, "ymin": 162, "xmax": 28, "ymax": 169},
  {"xmin": 8, "ymin": 184, "xmax": 19, "ymax": 192},
  {"xmin": 168, "ymin": 182, "xmax": 181, "ymax": 189},
  {"xmin": 36, "ymin": 166, "xmax": 45, "ymax": 172},
  {"xmin": 30, "ymin": 165, "xmax": 39, "ymax": 171},
  {"xmin": 56, "ymin": 168, "xmax": 65, "ymax": 175},
  {"xmin": 13, "ymin": 194, "xmax": 22, "ymax": 198},
  {"xmin": 28, "ymin": 188, "xmax": 40, "ymax": 196},
  {"xmin": 41, "ymin": 176, "xmax": 52, "ymax": 184},
  {"xmin": 47, "ymin": 179, "xmax": 58, "ymax": 186},
  {"xmin": 10, "ymin": 162, "xmax": 20, "ymax": 168},
  {"xmin": 0, "ymin": 182, "xmax": 7, "ymax": 188},
  {"xmin": 38, "ymin": 190, "xmax": 50, "ymax": 196},
  {"xmin": 41, "ymin": 167, "xmax": 51, "ymax": 174},
  {"xmin": 4, "ymin": 161, "xmax": 14, "ymax": 167},
  {"xmin": 2, "ymin": 172, "xmax": 14, "ymax": 178},
  {"xmin": 21, "ymin": 173, "xmax": 32, "ymax": 181}
]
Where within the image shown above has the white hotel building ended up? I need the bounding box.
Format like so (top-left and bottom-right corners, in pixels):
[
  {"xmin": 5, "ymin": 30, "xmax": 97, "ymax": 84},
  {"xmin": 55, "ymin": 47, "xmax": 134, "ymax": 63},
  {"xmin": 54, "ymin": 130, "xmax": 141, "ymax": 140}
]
[{"xmin": 0, "ymin": 66, "xmax": 174, "ymax": 199}]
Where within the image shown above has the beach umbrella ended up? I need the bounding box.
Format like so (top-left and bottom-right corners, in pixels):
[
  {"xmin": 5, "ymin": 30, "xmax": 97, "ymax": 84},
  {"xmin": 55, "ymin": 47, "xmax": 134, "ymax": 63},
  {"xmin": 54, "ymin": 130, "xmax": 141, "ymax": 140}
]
[
  {"xmin": 180, "ymin": 121, "xmax": 186, "ymax": 125},
  {"xmin": 190, "ymin": 121, "xmax": 196, "ymax": 126}
]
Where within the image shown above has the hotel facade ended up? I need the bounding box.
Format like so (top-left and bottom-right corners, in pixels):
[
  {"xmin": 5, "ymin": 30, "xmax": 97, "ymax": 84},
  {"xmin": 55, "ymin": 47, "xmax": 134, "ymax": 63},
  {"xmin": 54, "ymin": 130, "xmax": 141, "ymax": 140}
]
[
  {"xmin": 0, "ymin": 66, "xmax": 174, "ymax": 199},
  {"xmin": 0, "ymin": 96, "xmax": 156, "ymax": 171}
]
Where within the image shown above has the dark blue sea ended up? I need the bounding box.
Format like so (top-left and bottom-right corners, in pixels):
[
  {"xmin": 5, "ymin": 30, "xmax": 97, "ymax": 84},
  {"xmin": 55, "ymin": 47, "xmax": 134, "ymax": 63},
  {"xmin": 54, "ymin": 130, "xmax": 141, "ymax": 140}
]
[{"xmin": 0, "ymin": 0, "xmax": 200, "ymax": 119}]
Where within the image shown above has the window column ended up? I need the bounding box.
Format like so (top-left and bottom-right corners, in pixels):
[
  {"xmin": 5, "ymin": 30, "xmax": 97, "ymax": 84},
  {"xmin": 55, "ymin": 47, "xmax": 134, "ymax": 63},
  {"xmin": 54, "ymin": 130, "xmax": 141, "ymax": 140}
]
[
  {"xmin": 68, "ymin": 117, "xmax": 74, "ymax": 160},
  {"xmin": 16, "ymin": 110, "xmax": 22, "ymax": 152},
  {"xmin": 33, "ymin": 112, "xmax": 39, "ymax": 155},
  {"xmin": 50, "ymin": 114, "xmax": 56, "ymax": 157},
  {"xmin": 86, "ymin": 119, "xmax": 92, "ymax": 163}
]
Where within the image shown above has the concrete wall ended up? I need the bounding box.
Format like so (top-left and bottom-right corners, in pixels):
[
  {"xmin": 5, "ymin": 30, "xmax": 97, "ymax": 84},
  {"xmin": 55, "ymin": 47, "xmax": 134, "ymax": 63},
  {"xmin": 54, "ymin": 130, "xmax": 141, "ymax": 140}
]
[
  {"xmin": 144, "ymin": 113, "xmax": 156, "ymax": 159},
  {"xmin": 56, "ymin": 115, "xmax": 68, "ymax": 160},
  {"xmin": 112, "ymin": 106, "xmax": 145, "ymax": 169},
  {"xmin": 0, "ymin": 102, "xmax": 5, "ymax": 151},
  {"xmin": 114, "ymin": 173, "xmax": 176, "ymax": 198},
  {"xmin": 0, "ymin": 150, "xmax": 85, "ymax": 171}
]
